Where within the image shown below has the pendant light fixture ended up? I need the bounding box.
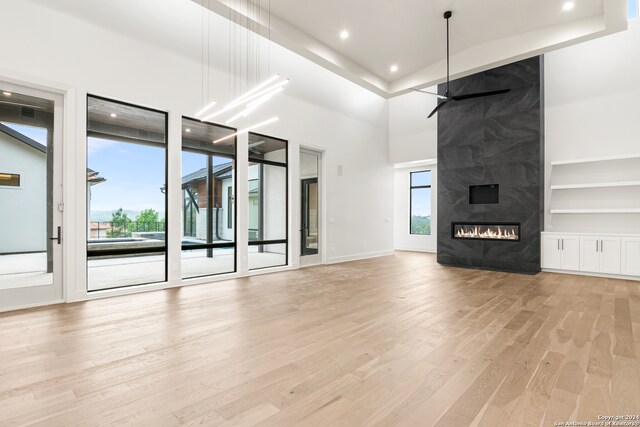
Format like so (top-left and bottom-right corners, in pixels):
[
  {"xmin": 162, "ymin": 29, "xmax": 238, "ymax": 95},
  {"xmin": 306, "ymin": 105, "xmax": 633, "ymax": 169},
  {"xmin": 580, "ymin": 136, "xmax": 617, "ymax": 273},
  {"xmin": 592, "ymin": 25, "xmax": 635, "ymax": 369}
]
[{"xmin": 195, "ymin": 0, "xmax": 285, "ymax": 141}]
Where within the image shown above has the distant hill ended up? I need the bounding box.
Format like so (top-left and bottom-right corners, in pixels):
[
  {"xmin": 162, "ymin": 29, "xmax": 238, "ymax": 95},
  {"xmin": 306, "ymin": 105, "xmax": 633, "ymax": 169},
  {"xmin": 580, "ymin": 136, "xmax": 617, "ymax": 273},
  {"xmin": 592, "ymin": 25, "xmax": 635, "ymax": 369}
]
[{"xmin": 90, "ymin": 210, "xmax": 140, "ymax": 222}]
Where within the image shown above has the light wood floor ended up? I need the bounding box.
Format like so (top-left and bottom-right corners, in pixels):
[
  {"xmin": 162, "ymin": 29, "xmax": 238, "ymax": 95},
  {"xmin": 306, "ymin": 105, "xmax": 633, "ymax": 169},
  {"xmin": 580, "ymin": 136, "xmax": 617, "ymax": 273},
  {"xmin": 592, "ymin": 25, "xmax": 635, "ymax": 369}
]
[{"xmin": 1, "ymin": 251, "xmax": 639, "ymax": 426}]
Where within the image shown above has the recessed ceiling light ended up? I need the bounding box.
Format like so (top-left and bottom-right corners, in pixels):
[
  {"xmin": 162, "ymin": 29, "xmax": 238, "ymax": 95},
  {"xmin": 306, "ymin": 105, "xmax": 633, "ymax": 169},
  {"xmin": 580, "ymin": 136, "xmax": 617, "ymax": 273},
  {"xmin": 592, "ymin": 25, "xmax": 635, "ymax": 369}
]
[
  {"xmin": 390, "ymin": 64, "xmax": 399, "ymax": 73},
  {"xmin": 110, "ymin": 113, "xmax": 117, "ymax": 118},
  {"xmin": 340, "ymin": 30, "xmax": 349, "ymax": 40},
  {"xmin": 185, "ymin": 128, "xmax": 191, "ymax": 133},
  {"xmin": 562, "ymin": 2, "xmax": 575, "ymax": 11},
  {"xmin": 2, "ymin": 91, "xmax": 11, "ymax": 96}
]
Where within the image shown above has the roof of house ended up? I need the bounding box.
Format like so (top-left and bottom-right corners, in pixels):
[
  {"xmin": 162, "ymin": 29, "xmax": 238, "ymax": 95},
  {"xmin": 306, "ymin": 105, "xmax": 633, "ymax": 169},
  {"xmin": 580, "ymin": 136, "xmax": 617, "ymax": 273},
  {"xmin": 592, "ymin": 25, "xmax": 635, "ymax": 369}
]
[
  {"xmin": 0, "ymin": 123, "xmax": 107, "ymax": 185},
  {"xmin": 182, "ymin": 163, "xmax": 233, "ymax": 187},
  {"xmin": 0, "ymin": 122, "xmax": 46, "ymax": 153}
]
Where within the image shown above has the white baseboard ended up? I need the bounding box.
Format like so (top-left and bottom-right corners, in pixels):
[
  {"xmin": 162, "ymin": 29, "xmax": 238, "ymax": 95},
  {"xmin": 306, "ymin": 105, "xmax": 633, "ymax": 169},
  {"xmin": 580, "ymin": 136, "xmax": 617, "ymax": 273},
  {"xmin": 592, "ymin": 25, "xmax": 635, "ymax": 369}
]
[
  {"xmin": 327, "ymin": 250, "xmax": 395, "ymax": 264},
  {"xmin": 394, "ymin": 246, "xmax": 436, "ymax": 254},
  {"xmin": 542, "ymin": 268, "xmax": 640, "ymax": 282}
]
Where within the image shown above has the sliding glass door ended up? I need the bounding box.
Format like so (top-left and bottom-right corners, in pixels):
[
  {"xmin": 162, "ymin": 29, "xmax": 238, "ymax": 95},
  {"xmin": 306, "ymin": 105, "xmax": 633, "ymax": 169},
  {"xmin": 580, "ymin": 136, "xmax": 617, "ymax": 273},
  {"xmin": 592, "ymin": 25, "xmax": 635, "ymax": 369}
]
[
  {"xmin": 86, "ymin": 95, "xmax": 167, "ymax": 291},
  {"xmin": 248, "ymin": 132, "xmax": 288, "ymax": 270},
  {"xmin": 181, "ymin": 117, "xmax": 236, "ymax": 278}
]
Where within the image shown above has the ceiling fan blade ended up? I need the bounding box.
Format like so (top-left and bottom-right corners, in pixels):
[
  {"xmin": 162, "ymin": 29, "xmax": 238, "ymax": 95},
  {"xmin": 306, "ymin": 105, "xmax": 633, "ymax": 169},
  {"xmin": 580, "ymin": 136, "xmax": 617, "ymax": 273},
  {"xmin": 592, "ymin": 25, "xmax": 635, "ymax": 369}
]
[
  {"xmin": 451, "ymin": 88, "xmax": 511, "ymax": 101},
  {"xmin": 427, "ymin": 99, "xmax": 450, "ymax": 118},
  {"xmin": 409, "ymin": 88, "xmax": 447, "ymax": 99}
]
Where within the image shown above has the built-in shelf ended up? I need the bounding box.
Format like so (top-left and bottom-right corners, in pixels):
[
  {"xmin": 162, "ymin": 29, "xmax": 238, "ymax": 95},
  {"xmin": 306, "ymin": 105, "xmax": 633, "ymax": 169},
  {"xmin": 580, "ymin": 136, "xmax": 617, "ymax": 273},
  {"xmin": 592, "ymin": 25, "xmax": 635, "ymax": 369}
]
[
  {"xmin": 551, "ymin": 153, "xmax": 640, "ymax": 166},
  {"xmin": 550, "ymin": 181, "xmax": 640, "ymax": 190},
  {"xmin": 550, "ymin": 208, "xmax": 640, "ymax": 214}
]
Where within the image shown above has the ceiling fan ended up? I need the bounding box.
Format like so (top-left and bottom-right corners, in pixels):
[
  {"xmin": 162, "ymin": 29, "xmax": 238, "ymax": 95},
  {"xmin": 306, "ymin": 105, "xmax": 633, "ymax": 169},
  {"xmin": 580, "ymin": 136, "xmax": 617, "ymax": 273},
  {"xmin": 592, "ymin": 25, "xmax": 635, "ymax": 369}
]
[{"xmin": 412, "ymin": 11, "xmax": 511, "ymax": 118}]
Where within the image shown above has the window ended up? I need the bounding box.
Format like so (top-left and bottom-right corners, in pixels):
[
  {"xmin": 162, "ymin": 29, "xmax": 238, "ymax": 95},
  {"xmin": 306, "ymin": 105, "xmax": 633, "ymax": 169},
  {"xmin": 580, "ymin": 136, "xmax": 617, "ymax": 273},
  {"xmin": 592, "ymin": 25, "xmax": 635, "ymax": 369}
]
[
  {"xmin": 248, "ymin": 132, "xmax": 288, "ymax": 270},
  {"xmin": 630, "ymin": 0, "xmax": 638, "ymax": 19},
  {"xmin": 181, "ymin": 117, "xmax": 236, "ymax": 279},
  {"xmin": 86, "ymin": 95, "xmax": 168, "ymax": 291},
  {"xmin": 0, "ymin": 173, "xmax": 20, "ymax": 187},
  {"xmin": 410, "ymin": 170, "xmax": 432, "ymax": 235}
]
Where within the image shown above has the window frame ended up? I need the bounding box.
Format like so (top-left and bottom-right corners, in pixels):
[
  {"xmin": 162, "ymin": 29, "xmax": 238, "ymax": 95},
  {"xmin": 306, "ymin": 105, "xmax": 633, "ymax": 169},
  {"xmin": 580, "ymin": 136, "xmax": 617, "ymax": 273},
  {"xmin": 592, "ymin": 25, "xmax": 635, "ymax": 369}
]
[
  {"xmin": 180, "ymin": 116, "xmax": 238, "ymax": 279},
  {"xmin": 247, "ymin": 131, "xmax": 288, "ymax": 271},
  {"xmin": 85, "ymin": 94, "xmax": 169, "ymax": 291},
  {"xmin": 409, "ymin": 170, "xmax": 432, "ymax": 236}
]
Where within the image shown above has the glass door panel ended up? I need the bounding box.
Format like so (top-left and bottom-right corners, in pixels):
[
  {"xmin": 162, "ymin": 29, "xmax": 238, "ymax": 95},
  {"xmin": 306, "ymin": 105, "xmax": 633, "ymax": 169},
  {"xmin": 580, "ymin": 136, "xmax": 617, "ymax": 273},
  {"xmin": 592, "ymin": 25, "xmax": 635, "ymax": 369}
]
[
  {"xmin": 0, "ymin": 83, "xmax": 63, "ymax": 310},
  {"xmin": 301, "ymin": 178, "xmax": 318, "ymax": 255}
]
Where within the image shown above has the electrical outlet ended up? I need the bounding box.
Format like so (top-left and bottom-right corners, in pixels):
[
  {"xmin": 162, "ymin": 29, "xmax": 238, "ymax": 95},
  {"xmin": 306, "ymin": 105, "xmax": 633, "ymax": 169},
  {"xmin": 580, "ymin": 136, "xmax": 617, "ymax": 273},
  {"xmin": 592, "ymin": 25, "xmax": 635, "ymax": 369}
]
[
  {"xmin": 331, "ymin": 247, "xmax": 336, "ymax": 254},
  {"xmin": 328, "ymin": 217, "xmax": 336, "ymax": 223}
]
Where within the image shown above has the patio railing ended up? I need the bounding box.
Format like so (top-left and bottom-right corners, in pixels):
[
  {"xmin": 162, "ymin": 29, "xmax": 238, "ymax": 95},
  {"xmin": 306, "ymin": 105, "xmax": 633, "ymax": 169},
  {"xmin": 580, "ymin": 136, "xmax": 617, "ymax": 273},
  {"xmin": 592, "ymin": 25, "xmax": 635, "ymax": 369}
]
[{"xmin": 90, "ymin": 221, "xmax": 165, "ymax": 239}]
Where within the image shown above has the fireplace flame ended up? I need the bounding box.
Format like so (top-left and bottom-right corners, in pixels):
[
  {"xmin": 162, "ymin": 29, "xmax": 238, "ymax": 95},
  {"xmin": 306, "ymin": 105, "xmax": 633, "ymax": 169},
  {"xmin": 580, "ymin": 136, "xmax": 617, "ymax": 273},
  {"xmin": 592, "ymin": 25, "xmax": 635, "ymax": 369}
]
[{"xmin": 455, "ymin": 225, "xmax": 518, "ymax": 240}]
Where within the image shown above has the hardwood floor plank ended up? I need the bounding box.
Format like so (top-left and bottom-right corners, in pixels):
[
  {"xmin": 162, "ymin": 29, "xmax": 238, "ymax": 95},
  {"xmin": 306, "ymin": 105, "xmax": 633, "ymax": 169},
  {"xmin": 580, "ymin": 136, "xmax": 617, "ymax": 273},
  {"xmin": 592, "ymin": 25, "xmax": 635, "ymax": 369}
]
[{"xmin": 0, "ymin": 252, "xmax": 639, "ymax": 426}]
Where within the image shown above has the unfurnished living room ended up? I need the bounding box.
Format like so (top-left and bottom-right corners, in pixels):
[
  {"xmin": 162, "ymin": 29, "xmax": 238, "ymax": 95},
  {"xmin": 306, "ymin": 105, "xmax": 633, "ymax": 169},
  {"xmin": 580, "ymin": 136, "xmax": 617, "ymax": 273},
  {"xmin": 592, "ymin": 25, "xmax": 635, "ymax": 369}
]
[{"xmin": 1, "ymin": 0, "xmax": 640, "ymax": 425}]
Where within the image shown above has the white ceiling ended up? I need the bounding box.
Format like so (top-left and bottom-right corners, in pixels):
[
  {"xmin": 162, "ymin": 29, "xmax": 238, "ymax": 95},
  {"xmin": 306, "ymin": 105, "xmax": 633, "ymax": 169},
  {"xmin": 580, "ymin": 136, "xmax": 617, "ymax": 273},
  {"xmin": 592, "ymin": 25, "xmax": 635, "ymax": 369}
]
[
  {"xmin": 198, "ymin": 0, "xmax": 628, "ymax": 97},
  {"xmin": 24, "ymin": 0, "xmax": 628, "ymax": 99}
]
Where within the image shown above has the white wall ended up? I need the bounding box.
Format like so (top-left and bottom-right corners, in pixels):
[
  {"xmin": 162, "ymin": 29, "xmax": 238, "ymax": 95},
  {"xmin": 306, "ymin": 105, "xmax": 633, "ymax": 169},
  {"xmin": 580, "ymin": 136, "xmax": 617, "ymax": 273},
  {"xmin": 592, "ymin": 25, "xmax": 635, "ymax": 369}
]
[
  {"xmin": 0, "ymin": 135, "xmax": 47, "ymax": 253},
  {"xmin": 544, "ymin": 19, "xmax": 640, "ymax": 234},
  {"xmin": 0, "ymin": 0, "xmax": 392, "ymax": 304},
  {"xmin": 388, "ymin": 89, "xmax": 439, "ymax": 164},
  {"xmin": 393, "ymin": 164, "xmax": 437, "ymax": 252}
]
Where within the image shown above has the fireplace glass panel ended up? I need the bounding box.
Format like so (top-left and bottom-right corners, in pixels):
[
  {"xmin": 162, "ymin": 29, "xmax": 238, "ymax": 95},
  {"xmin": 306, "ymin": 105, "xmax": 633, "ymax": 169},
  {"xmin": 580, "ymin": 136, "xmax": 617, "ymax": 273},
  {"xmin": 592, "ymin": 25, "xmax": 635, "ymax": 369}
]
[{"xmin": 452, "ymin": 222, "xmax": 520, "ymax": 241}]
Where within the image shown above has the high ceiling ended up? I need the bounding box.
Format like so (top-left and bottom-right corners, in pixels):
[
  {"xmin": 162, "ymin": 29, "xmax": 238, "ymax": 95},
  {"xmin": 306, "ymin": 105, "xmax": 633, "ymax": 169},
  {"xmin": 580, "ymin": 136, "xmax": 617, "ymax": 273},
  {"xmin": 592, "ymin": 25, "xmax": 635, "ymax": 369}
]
[
  {"xmin": 25, "ymin": 0, "xmax": 627, "ymax": 99},
  {"xmin": 197, "ymin": 0, "xmax": 628, "ymax": 97}
]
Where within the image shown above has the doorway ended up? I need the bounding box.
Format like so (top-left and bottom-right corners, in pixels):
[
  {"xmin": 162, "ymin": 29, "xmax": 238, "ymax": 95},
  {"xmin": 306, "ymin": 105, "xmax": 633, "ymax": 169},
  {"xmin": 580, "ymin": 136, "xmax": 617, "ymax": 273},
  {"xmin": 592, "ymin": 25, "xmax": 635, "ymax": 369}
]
[
  {"xmin": 300, "ymin": 149, "xmax": 321, "ymax": 265},
  {"xmin": 0, "ymin": 81, "xmax": 64, "ymax": 311}
]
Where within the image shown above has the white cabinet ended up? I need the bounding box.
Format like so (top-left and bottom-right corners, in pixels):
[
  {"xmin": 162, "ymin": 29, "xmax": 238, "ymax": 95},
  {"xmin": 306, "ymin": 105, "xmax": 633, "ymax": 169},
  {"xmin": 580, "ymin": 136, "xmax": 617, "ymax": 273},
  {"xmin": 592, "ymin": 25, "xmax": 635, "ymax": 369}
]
[
  {"xmin": 542, "ymin": 234, "xmax": 580, "ymax": 270},
  {"xmin": 542, "ymin": 234, "xmax": 562, "ymax": 269},
  {"xmin": 580, "ymin": 235, "xmax": 621, "ymax": 274},
  {"xmin": 622, "ymin": 237, "xmax": 640, "ymax": 276},
  {"xmin": 601, "ymin": 237, "xmax": 622, "ymax": 274}
]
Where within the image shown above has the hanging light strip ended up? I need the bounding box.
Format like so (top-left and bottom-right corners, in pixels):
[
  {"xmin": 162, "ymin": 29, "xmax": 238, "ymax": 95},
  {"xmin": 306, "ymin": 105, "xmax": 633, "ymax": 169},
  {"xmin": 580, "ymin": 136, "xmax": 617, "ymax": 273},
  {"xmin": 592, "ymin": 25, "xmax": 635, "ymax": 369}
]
[
  {"xmin": 213, "ymin": 116, "xmax": 279, "ymax": 143},
  {"xmin": 201, "ymin": 76, "xmax": 289, "ymax": 122},
  {"xmin": 194, "ymin": 100, "xmax": 217, "ymax": 118},
  {"xmin": 225, "ymin": 87, "xmax": 283, "ymax": 125},
  {"xmin": 232, "ymin": 74, "xmax": 280, "ymax": 106}
]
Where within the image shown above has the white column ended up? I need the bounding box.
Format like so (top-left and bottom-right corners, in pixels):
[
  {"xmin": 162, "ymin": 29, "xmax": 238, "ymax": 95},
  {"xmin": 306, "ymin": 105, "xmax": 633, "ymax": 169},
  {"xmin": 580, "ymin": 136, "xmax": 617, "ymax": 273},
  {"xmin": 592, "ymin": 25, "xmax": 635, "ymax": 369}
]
[
  {"xmin": 236, "ymin": 132, "xmax": 249, "ymax": 274},
  {"xmin": 166, "ymin": 111, "xmax": 182, "ymax": 285}
]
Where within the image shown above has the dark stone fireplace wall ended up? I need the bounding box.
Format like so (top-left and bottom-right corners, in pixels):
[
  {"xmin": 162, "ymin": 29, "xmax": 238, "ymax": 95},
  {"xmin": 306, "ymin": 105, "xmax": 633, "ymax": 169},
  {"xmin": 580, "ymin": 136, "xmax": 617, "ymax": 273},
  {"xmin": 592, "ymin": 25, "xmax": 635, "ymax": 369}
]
[{"xmin": 437, "ymin": 56, "xmax": 544, "ymax": 274}]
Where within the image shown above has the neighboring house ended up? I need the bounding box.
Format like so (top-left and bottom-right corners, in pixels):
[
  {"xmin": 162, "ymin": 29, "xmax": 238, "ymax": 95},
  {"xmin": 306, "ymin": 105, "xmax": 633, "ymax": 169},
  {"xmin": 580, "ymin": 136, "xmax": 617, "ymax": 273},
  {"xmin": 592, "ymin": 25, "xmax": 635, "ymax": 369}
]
[
  {"xmin": 86, "ymin": 168, "xmax": 106, "ymax": 239},
  {"xmin": 181, "ymin": 163, "xmax": 233, "ymax": 242},
  {"xmin": 0, "ymin": 123, "xmax": 47, "ymax": 254}
]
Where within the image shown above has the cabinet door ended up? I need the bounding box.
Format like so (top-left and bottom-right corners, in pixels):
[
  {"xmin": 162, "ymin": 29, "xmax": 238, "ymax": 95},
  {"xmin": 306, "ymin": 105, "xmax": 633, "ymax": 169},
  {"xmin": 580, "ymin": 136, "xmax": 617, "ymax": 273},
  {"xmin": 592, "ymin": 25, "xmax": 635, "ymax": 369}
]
[
  {"xmin": 621, "ymin": 238, "xmax": 640, "ymax": 276},
  {"xmin": 600, "ymin": 237, "xmax": 621, "ymax": 274},
  {"xmin": 561, "ymin": 236, "xmax": 581, "ymax": 271},
  {"xmin": 542, "ymin": 235, "xmax": 562, "ymax": 269},
  {"xmin": 580, "ymin": 235, "xmax": 601, "ymax": 273}
]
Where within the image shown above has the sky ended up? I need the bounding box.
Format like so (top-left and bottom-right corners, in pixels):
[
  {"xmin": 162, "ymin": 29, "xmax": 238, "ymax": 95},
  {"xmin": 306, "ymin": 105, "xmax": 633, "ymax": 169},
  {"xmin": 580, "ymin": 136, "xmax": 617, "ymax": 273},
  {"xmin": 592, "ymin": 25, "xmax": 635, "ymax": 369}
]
[{"xmin": 411, "ymin": 171, "xmax": 432, "ymax": 218}]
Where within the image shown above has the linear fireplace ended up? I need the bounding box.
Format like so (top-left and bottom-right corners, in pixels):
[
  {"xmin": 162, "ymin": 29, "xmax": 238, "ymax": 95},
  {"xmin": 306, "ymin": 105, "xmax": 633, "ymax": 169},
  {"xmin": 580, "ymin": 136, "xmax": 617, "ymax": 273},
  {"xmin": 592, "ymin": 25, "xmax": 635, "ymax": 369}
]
[{"xmin": 452, "ymin": 222, "xmax": 520, "ymax": 242}]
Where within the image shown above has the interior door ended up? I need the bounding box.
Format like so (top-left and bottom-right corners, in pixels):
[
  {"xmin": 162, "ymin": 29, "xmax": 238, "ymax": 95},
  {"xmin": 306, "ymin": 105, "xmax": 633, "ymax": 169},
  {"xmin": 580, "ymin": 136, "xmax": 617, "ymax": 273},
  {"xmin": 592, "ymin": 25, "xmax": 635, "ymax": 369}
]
[
  {"xmin": 0, "ymin": 82, "xmax": 63, "ymax": 311},
  {"xmin": 301, "ymin": 178, "xmax": 318, "ymax": 256}
]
